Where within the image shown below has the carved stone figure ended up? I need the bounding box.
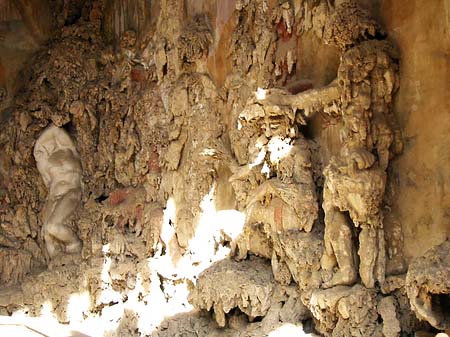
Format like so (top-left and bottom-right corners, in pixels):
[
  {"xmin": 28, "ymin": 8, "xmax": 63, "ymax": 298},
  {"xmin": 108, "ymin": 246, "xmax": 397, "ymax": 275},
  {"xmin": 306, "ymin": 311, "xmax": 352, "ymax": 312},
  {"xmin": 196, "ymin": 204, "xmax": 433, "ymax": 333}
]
[
  {"xmin": 258, "ymin": 1, "xmax": 402, "ymax": 289},
  {"xmin": 229, "ymin": 97, "xmax": 318, "ymax": 284},
  {"xmin": 34, "ymin": 125, "xmax": 82, "ymax": 257},
  {"xmin": 239, "ymin": 134, "xmax": 317, "ymax": 235}
]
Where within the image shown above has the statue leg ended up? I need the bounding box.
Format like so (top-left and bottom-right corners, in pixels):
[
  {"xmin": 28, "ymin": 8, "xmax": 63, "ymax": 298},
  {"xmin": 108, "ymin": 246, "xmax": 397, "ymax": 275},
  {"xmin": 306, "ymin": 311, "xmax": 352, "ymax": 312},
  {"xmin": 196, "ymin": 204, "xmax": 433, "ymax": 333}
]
[
  {"xmin": 45, "ymin": 220, "xmax": 81, "ymax": 255},
  {"xmin": 42, "ymin": 200, "xmax": 60, "ymax": 257},
  {"xmin": 359, "ymin": 227, "xmax": 376, "ymax": 288},
  {"xmin": 44, "ymin": 192, "xmax": 82, "ymax": 256},
  {"xmin": 359, "ymin": 225, "xmax": 385, "ymax": 288},
  {"xmin": 43, "ymin": 231, "xmax": 59, "ymax": 257},
  {"xmin": 323, "ymin": 204, "xmax": 357, "ymax": 288}
]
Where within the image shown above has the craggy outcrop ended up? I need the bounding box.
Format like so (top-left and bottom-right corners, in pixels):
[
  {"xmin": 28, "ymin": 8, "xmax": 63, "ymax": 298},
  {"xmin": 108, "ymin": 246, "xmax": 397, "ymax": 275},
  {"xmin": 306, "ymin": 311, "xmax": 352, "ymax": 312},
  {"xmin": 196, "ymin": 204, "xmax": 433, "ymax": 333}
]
[
  {"xmin": 406, "ymin": 239, "xmax": 450, "ymax": 331},
  {"xmin": 188, "ymin": 257, "xmax": 275, "ymax": 327}
]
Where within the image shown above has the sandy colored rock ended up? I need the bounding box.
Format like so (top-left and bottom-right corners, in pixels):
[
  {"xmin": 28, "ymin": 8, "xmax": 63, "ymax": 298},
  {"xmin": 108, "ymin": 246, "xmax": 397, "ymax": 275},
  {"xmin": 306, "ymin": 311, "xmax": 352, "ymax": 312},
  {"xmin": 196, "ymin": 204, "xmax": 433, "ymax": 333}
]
[
  {"xmin": 406, "ymin": 239, "xmax": 450, "ymax": 331},
  {"xmin": 0, "ymin": 0, "xmax": 448, "ymax": 336},
  {"xmin": 378, "ymin": 296, "xmax": 401, "ymax": 337},
  {"xmin": 189, "ymin": 257, "xmax": 275, "ymax": 327}
]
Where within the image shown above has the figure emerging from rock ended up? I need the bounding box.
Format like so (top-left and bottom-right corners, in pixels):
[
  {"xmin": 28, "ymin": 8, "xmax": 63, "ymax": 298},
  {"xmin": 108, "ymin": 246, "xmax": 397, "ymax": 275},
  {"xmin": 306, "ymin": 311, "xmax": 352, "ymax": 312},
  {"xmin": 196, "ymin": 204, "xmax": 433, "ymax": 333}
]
[
  {"xmin": 238, "ymin": 101, "xmax": 317, "ymax": 232},
  {"xmin": 257, "ymin": 1, "xmax": 402, "ymax": 289},
  {"xmin": 34, "ymin": 124, "xmax": 82, "ymax": 257},
  {"xmin": 229, "ymin": 95, "xmax": 318, "ymax": 266}
]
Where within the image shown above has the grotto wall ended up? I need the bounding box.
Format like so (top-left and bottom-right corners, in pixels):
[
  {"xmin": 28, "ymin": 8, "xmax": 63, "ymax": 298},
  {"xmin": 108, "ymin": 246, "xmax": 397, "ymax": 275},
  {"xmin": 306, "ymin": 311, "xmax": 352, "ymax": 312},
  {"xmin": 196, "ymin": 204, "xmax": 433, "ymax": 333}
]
[
  {"xmin": 378, "ymin": 0, "xmax": 450, "ymax": 261},
  {"xmin": 0, "ymin": 0, "xmax": 52, "ymax": 114},
  {"xmin": 0, "ymin": 0, "xmax": 449, "ymax": 336}
]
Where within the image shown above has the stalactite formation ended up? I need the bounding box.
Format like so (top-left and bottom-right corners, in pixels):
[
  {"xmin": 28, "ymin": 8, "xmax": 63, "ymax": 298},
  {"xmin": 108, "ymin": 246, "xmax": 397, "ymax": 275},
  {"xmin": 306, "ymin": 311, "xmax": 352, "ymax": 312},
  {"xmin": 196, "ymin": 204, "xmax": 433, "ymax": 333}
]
[{"xmin": 0, "ymin": 0, "xmax": 449, "ymax": 336}]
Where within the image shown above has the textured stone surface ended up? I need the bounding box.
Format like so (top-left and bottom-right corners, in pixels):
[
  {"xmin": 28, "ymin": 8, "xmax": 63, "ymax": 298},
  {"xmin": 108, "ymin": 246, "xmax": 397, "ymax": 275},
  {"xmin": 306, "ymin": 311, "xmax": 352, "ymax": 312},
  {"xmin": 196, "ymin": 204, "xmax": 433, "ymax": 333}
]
[
  {"xmin": 0, "ymin": 1, "xmax": 448, "ymax": 336},
  {"xmin": 406, "ymin": 239, "xmax": 450, "ymax": 331}
]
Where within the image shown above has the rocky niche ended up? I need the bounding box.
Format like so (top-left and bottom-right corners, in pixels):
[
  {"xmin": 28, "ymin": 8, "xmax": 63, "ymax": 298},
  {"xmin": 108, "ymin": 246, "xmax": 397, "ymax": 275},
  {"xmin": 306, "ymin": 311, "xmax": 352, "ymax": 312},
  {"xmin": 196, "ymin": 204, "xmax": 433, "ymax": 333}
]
[{"xmin": 0, "ymin": 0, "xmax": 449, "ymax": 337}]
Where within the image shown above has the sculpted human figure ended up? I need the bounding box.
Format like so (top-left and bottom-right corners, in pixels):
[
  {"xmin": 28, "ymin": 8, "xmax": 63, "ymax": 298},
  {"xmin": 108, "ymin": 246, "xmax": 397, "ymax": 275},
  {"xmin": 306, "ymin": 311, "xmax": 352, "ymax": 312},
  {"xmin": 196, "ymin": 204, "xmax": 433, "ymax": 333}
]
[
  {"xmin": 257, "ymin": 1, "xmax": 402, "ymax": 288},
  {"xmin": 244, "ymin": 108, "xmax": 316, "ymax": 233},
  {"xmin": 229, "ymin": 99, "xmax": 318, "ymax": 262},
  {"xmin": 34, "ymin": 124, "xmax": 82, "ymax": 257}
]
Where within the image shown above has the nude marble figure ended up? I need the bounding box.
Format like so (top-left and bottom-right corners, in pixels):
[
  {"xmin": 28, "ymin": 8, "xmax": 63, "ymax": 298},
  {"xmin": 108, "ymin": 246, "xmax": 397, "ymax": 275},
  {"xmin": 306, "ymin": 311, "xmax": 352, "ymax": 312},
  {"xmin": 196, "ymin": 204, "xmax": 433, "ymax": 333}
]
[{"xmin": 34, "ymin": 124, "xmax": 82, "ymax": 257}]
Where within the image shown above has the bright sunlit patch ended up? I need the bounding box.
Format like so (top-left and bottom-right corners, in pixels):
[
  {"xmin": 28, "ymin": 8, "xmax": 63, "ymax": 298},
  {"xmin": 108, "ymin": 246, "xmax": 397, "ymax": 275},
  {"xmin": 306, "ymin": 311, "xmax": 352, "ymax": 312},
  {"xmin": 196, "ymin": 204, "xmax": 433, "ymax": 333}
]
[
  {"xmin": 161, "ymin": 197, "xmax": 176, "ymax": 246},
  {"xmin": 268, "ymin": 323, "xmax": 312, "ymax": 337},
  {"xmin": 67, "ymin": 292, "xmax": 90, "ymax": 324},
  {"xmin": 3, "ymin": 302, "xmax": 72, "ymax": 337},
  {"xmin": 200, "ymin": 148, "xmax": 217, "ymax": 157},
  {"xmin": 249, "ymin": 146, "xmax": 266, "ymax": 169},
  {"xmin": 268, "ymin": 136, "xmax": 293, "ymax": 164},
  {"xmin": 215, "ymin": 210, "xmax": 245, "ymax": 241},
  {"xmin": 237, "ymin": 119, "xmax": 243, "ymax": 130},
  {"xmin": 137, "ymin": 186, "xmax": 247, "ymax": 335},
  {"xmin": 40, "ymin": 301, "xmax": 58, "ymax": 322},
  {"xmin": 186, "ymin": 187, "xmax": 217, "ymax": 265},
  {"xmin": 261, "ymin": 161, "xmax": 271, "ymax": 177},
  {"xmin": 81, "ymin": 241, "xmax": 124, "ymax": 335},
  {"xmin": 185, "ymin": 186, "xmax": 246, "ymax": 277},
  {"xmin": 102, "ymin": 243, "xmax": 110, "ymax": 254},
  {"xmin": 137, "ymin": 195, "xmax": 188, "ymax": 334},
  {"xmin": 188, "ymin": 188, "xmax": 246, "ymax": 257},
  {"xmin": 127, "ymin": 273, "xmax": 161, "ymax": 335},
  {"xmin": 256, "ymin": 87, "xmax": 267, "ymax": 100}
]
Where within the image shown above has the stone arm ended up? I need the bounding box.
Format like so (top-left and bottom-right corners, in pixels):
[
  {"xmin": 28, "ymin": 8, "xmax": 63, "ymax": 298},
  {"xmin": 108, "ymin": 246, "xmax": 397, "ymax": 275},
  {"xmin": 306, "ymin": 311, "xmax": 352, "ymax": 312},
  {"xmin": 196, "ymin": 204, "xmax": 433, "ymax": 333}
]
[
  {"xmin": 246, "ymin": 179, "xmax": 300, "ymax": 208},
  {"xmin": 246, "ymin": 180, "xmax": 277, "ymax": 206},
  {"xmin": 199, "ymin": 146, "xmax": 264, "ymax": 184},
  {"xmin": 257, "ymin": 80, "xmax": 341, "ymax": 118}
]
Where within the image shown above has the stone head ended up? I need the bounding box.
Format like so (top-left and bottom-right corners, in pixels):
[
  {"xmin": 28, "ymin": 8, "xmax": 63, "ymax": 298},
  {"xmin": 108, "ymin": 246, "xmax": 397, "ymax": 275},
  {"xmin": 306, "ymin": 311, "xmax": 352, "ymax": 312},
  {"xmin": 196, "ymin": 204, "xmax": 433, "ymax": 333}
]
[{"xmin": 34, "ymin": 124, "xmax": 81, "ymax": 187}]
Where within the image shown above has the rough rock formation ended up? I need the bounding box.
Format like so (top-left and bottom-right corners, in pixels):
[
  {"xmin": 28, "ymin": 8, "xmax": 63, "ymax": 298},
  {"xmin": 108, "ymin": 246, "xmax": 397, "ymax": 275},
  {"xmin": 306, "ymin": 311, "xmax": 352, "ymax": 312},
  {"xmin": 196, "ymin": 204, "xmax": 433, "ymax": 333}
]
[
  {"xmin": 406, "ymin": 239, "xmax": 450, "ymax": 331},
  {"xmin": 189, "ymin": 257, "xmax": 276, "ymax": 328},
  {"xmin": 0, "ymin": 0, "xmax": 449, "ymax": 336},
  {"xmin": 259, "ymin": 1, "xmax": 402, "ymax": 291}
]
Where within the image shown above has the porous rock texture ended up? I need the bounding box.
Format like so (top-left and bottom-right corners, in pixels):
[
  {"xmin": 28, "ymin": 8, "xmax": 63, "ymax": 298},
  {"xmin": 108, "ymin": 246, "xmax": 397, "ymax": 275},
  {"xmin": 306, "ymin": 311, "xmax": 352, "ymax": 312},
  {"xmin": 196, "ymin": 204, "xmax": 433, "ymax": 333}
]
[
  {"xmin": 406, "ymin": 239, "xmax": 450, "ymax": 332},
  {"xmin": 188, "ymin": 257, "xmax": 276, "ymax": 328},
  {"xmin": 0, "ymin": 0, "xmax": 449, "ymax": 336}
]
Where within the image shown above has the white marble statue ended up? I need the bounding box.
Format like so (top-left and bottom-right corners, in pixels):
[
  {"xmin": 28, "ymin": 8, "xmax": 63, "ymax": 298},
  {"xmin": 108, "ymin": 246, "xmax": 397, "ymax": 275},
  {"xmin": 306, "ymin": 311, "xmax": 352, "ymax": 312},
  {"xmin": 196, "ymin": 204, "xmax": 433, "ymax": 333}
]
[{"xmin": 34, "ymin": 124, "xmax": 82, "ymax": 257}]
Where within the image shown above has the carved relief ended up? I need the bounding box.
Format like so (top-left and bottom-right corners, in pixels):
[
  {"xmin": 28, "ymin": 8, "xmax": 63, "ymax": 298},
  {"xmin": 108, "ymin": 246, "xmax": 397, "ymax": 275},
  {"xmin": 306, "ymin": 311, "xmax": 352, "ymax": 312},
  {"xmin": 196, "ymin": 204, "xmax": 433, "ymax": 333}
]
[
  {"xmin": 259, "ymin": 0, "xmax": 402, "ymax": 290},
  {"xmin": 232, "ymin": 98, "xmax": 317, "ymax": 231}
]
